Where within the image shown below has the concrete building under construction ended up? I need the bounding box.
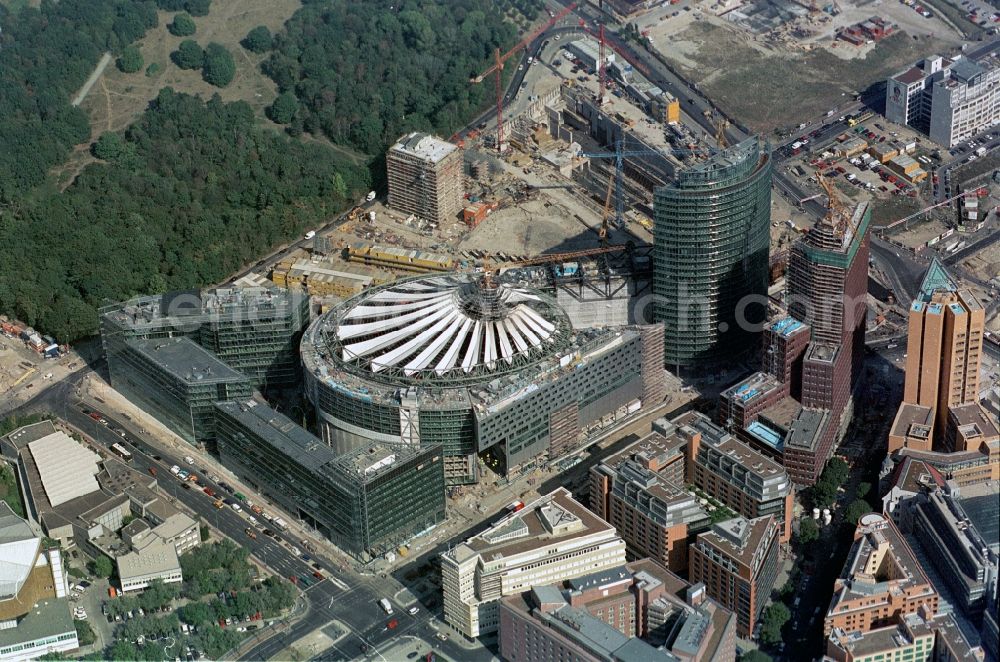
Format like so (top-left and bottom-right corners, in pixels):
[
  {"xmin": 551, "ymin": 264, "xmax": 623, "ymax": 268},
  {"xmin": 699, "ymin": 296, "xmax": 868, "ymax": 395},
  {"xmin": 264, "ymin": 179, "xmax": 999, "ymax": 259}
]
[{"xmin": 386, "ymin": 132, "xmax": 464, "ymax": 224}]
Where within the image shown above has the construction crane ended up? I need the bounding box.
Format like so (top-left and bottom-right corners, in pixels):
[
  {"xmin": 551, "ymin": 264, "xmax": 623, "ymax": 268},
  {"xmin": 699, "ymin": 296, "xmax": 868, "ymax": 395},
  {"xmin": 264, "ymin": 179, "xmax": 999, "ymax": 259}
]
[
  {"xmin": 599, "ymin": 173, "xmax": 615, "ymax": 246},
  {"xmin": 598, "ymin": 23, "xmax": 608, "ymax": 105},
  {"xmin": 579, "ymin": 138, "xmax": 709, "ymax": 228},
  {"xmin": 469, "ymin": 3, "xmax": 577, "ymax": 152},
  {"xmin": 714, "ymin": 114, "xmax": 730, "ymax": 148},
  {"xmin": 577, "ymin": 20, "xmax": 651, "ymax": 78},
  {"xmin": 816, "ymin": 167, "xmax": 844, "ymax": 230}
]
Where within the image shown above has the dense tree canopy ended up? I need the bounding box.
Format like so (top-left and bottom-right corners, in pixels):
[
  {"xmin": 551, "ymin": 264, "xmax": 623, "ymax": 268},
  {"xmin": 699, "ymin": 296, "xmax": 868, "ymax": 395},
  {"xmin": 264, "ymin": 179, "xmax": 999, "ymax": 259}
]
[
  {"xmin": 0, "ymin": 0, "xmax": 539, "ymax": 343},
  {"xmin": 261, "ymin": 0, "xmax": 520, "ymax": 154},
  {"xmin": 117, "ymin": 45, "xmax": 144, "ymax": 73},
  {"xmin": 172, "ymin": 39, "xmax": 204, "ymax": 70},
  {"xmin": 0, "ymin": 90, "xmax": 367, "ymax": 342},
  {"xmin": 169, "ymin": 12, "xmax": 197, "ymax": 37},
  {"xmin": 267, "ymin": 92, "xmax": 299, "ymax": 125},
  {"xmin": 202, "ymin": 43, "xmax": 236, "ymax": 87},
  {"xmin": 184, "ymin": 0, "xmax": 212, "ymax": 17},
  {"xmin": 0, "ymin": 0, "xmax": 157, "ymax": 200},
  {"xmin": 242, "ymin": 25, "xmax": 273, "ymax": 53}
]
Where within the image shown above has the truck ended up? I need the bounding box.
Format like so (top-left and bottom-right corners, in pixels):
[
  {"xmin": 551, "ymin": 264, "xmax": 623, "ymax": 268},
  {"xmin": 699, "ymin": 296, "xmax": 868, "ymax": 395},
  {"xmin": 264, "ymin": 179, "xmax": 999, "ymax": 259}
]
[
  {"xmin": 274, "ymin": 517, "xmax": 289, "ymax": 531},
  {"xmin": 976, "ymin": 146, "xmax": 987, "ymax": 157},
  {"xmin": 379, "ymin": 599, "xmax": 394, "ymax": 615},
  {"xmin": 365, "ymin": 191, "xmax": 376, "ymax": 202},
  {"xmin": 304, "ymin": 230, "xmax": 316, "ymax": 240}
]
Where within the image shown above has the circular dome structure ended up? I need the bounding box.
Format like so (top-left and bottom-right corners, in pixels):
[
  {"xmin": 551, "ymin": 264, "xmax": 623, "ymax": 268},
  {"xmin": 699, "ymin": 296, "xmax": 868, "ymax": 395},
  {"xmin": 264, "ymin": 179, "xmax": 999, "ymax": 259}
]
[{"xmin": 317, "ymin": 274, "xmax": 572, "ymax": 385}]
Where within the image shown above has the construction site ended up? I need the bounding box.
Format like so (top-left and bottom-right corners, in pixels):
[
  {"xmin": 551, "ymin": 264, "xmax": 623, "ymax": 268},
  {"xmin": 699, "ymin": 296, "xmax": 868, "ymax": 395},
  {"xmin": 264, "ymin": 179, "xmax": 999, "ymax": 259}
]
[{"xmin": 245, "ymin": 0, "xmax": 996, "ymax": 363}]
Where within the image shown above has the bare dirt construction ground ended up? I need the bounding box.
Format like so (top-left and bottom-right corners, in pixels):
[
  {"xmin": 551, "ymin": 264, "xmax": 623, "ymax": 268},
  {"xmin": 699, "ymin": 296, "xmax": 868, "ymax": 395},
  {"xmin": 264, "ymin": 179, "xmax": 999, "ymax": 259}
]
[
  {"xmin": 963, "ymin": 241, "xmax": 1000, "ymax": 283},
  {"xmin": 659, "ymin": 21, "xmax": 952, "ymax": 133},
  {"xmin": 53, "ymin": 0, "xmax": 301, "ymax": 188}
]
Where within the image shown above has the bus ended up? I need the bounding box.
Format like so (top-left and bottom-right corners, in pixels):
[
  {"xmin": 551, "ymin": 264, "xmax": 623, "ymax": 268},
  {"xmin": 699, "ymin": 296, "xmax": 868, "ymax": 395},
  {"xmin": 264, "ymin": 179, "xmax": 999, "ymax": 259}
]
[
  {"xmin": 847, "ymin": 112, "xmax": 873, "ymax": 127},
  {"xmin": 110, "ymin": 443, "xmax": 133, "ymax": 462}
]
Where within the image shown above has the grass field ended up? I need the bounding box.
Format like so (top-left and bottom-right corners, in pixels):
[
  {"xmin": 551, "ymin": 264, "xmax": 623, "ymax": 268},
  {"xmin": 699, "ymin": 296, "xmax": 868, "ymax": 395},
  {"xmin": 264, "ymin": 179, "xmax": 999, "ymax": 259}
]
[
  {"xmin": 660, "ymin": 23, "xmax": 951, "ymax": 134},
  {"xmin": 55, "ymin": 0, "xmax": 303, "ymax": 188}
]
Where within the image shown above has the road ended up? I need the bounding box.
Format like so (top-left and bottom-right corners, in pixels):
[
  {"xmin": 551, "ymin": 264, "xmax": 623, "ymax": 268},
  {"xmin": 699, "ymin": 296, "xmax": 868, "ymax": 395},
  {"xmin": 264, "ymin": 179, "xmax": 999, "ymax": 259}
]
[
  {"xmin": 72, "ymin": 52, "xmax": 113, "ymax": 107},
  {"xmin": 7, "ymin": 374, "xmax": 494, "ymax": 662}
]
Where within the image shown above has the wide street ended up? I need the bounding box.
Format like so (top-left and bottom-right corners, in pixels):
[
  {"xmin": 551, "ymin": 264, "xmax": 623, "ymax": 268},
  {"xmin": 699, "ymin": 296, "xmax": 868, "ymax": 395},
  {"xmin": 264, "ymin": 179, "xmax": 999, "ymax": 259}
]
[{"xmin": 4, "ymin": 368, "xmax": 494, "ymax": 662}]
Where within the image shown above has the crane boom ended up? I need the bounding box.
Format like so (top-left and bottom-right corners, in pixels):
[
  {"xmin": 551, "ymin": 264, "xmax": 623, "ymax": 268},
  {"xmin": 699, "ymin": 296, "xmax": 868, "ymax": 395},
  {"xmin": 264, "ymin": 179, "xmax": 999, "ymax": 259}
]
[
  {"xmin": 469, "ymin": 3, "xmax": 576, "ymax": 152},
  {"xmin": 470, "ymin": 4, "xmax": 575, "ymax": 83}
]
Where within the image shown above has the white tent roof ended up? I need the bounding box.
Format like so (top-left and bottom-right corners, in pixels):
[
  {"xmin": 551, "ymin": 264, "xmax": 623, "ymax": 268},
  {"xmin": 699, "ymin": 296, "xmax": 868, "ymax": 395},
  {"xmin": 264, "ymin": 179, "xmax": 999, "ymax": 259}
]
[
  {"xmin": 0, "ymin": 503, "xmax": 40, "ymax": 600},
  {"xmin": 337, "ymin": 277, "xmax": 558, "ymax": 376},
  {"xmin": 28, "ymin": 432, "xmax": 102, "ymax": 507}
]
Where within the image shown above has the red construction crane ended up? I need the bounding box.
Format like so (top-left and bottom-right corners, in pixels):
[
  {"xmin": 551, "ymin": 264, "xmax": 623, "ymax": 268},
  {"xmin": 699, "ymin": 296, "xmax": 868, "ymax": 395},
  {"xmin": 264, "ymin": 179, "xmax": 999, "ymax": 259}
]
[
  {"xmin": 578, "ymin": 19, "xmax": 651, "ymax": 78},
  {"xmin": 470, "ymin": 3, "xmax": 577, "ymax": 152}
]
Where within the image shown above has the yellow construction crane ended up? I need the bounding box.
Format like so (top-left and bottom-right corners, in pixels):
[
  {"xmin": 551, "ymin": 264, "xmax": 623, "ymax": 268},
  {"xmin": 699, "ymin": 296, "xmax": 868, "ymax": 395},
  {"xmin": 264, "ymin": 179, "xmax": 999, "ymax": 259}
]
[
  {"xmin": 715, "ymin": 115, "xmax": 729, "ymax": 149},
  {"xmin": 816, "ymin": 168, "xmax": 846, "ymax": 232}
]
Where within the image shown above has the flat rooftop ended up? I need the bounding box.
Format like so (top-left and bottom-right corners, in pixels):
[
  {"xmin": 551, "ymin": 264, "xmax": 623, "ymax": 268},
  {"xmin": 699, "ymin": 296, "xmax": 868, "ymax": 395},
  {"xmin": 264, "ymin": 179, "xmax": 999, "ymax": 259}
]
[
  {"xmin": 215, "ymin": 400, "xmax": 433, "ymax": 485},
  {"xmin": 130, "ymin": 337, "xmax": 249, "ymax": 384},
  {"xmin": 389, "ymin": 132, "xmax": 457, "ymax": 164},
  {"xmin": 956, "ymin": 482, "xmax": 999, "ymax": 552},
  {"xmin": 720, "ymin": 371, "xmax": 782, "ymax": 405},
  {"xmin": 697, "ymin": 516, "xmax": 774, "ymax": 567},
  {"xmin": 786, "ymin": 408, "xmax": 829, "ymax": 451},
  {"xmin": 770, "ymin": 316, "xmax": 807, "ymax": 337},
  {"xmin": 0, "ymin": 597, "xmax": 74, "ymax": 650},
  {"xmin": 103, "ymin": 286, "xmax": 300, "ymax": 332},
  {"xmin": 446, "ymin": 487, "xmax": 616, "ymax": 561},
  {"xmin": 891, "ymin": 403, "xmax": 935, "ymax": 440},
  {"xmin": 759, "ymin": 396, "xmax": 802, "ymax": 430},
  {"xmin": 117, "ymin": 538, "xmax": 179, "ymax": 579},
  {"xmin": 949, "ymin": 403, "xmax": 999, "ymax": 440}
]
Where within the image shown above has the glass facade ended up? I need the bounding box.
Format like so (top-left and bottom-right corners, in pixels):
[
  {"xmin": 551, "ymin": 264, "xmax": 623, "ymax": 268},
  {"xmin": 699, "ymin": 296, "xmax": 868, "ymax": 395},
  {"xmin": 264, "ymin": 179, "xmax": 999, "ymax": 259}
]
[
  {"xmin": 100, "ymin": 287, "xmax": 310, "ymax": 390},
  {"xmin": 215, "ymin": 400, "xmax": 446, "ymax": 559},
  {"xmin": 653, "ymin": 137, "xmax": 772, "ymax": 369},
  {"xmin": 108, "ymin": 337, "xmax": 251, "ymax": 446}
]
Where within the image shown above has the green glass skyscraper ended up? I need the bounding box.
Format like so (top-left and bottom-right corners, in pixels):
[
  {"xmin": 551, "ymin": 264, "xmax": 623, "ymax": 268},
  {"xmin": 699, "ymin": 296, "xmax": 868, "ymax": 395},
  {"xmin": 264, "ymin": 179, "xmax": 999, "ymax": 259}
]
[{"xmin": 653, "ymin": 137, "xmax": 772, "ymax": 370}]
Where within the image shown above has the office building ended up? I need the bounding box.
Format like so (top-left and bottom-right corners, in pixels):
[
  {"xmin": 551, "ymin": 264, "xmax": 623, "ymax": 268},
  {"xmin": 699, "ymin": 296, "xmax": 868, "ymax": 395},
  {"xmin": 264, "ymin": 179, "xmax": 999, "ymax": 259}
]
[
  {"xmin": 719, "ymin": 200, "xmax": 871, "ymax": 486},
  {"xmin": 106, "ymin": 336, "xmax": 252, "ymax": 446},
  {"xmin": 675, "ymin": 410, "xmax": 795, "ymax": 542},
  {"xmin": 590, "ymin": 435, "xmax": 710, "ymax": 573},
  {"xmin": 891, "ymin": 259, "xmax": 988, "ymax": 451},
  {"xmin": 440, "ymin": 487, "xmax": 626, "ymax": 638},
  {"xmin": 886, "ymin": 53, "xmax": 1000, "ymax": 147},
  {"xmin": 652, "ymin": 136, "xmax": 772, "ymax": 370},
  {"xmin": 101, "ymin": 286, "xmax": 310, "ymax": 390},
  {"xmin": 824, "ymin": 513, "xmax": 938, "ymax": 636},
  {"xmin": 499, "ymin": 559, "xmax": 737, "ymax": 662},
  {"xmin": 0, "ymin": 503, "xmax": 79, "ymax": 662},
  {"xmin": 117, "ymin": 538, "xmax": 183, "ymax": 593},
  {"xmin": 688, "ymin": 515, "xmax": 781, "ymax": 638},
  {"xmin": 912, "ymin": 486, "xmax": 998, "ymax": 618},
  {"xmin": 301, "ymin": 273, "xmax": 666, "ymax": 485},
  {"xmin": 386, "ymin": 132, "xmax": 464, "ymax": 223},
  {"xmin": 215, "ymin": 399, "xmax": 445, "ymax": 560},
  {"xmin": 826, "ymin": 609, "xmax": 984, "ymax": 662}
]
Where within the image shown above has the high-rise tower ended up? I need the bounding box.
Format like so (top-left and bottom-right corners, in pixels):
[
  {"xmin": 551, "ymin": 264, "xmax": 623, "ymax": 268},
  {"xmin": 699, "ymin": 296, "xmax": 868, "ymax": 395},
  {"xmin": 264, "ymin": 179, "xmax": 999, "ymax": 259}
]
[
  {"xmin": 386, "ymin": 132, "xmax": 464, "ymax": 224},
  {"xmin": 787, "ymin": 200, "xmax": 872, "ymax": 415},
  {"xmin": 890, "ymin": 259, "xmax": 990, "ymax": 452},
  {"xmin": 653, "ymin": 137, "xmax": 772, "ymax": 370}
]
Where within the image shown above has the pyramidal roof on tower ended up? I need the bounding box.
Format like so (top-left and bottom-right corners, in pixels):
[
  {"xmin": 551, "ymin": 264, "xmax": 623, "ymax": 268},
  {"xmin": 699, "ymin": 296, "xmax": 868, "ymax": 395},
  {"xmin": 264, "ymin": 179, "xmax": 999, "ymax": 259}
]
[{"xmin": 917, "ymin": 258, "xmax": 958, "ymax": 302}]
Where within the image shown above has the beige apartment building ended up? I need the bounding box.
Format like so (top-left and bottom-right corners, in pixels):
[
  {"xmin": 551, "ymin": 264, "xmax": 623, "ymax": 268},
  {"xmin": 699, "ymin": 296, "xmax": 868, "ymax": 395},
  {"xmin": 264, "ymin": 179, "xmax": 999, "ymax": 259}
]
[
  {"xmin": 440, "ymin": 488, "xmax": 626, "ymax": 638},
  {"xmin": 386, "ymin": 132, "xmax": 463, "ymax": 224}
]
